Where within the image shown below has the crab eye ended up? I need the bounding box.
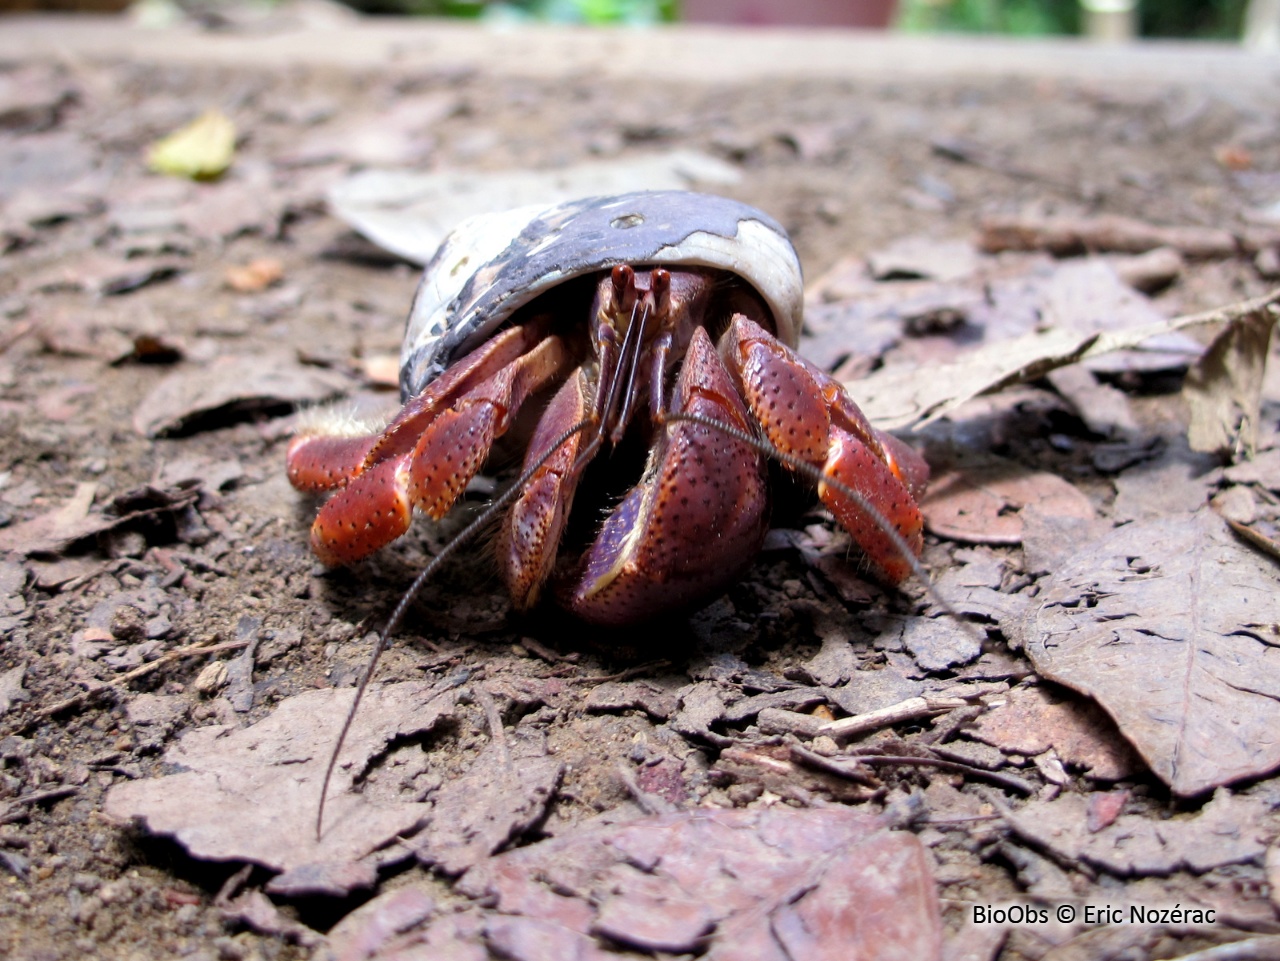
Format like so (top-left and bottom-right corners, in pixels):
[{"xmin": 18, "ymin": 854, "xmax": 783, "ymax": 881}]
[{"xmin": 610, "ymin": 213, "xmax": 644, "ymax": 229}]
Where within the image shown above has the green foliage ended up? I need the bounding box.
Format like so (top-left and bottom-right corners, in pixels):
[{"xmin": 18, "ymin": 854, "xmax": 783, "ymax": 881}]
[
  {"xmin": 396, "ymin": 0, "xmax": 677, "ymax": 22},
  {"xmin": 897, "ymin": 0, "xmax": 1077, "ymax": 35},
  {"xmin": 898, "ymin": 0, "xmax": 1247, "ymax": 38},
  {"xmin": 1139, "ymin": 0, "xmax": 1246, "ymax": 39}
]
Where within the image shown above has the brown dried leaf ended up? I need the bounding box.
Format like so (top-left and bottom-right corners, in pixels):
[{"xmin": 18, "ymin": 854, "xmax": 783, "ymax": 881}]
[
  {"xmin": 321, "ymin": 886, "xmax": 493, "ymax": 961},
  {"xmin": 0, "ymin": 663, "xmax": 28, "ymax": 716},
  {"xmin": 1023, "ymin": 511, "xmax": 1280, "ymax": 796},
  {"xmin": 855, "ymin": 288, "xmax": 1279, "ymax": 432},
  {"xmin": 920, "ymin": 454, "xmax": 1095, "ymax": 546},
  {"xmin": 133, "ymin": 353, "xmax": 352, "ymax": 437},
  {"xmin": 1007, "ymin": 790, "xmax": 1269, "ymax": 876},
  {"xmin": 104, "ymin": 682, "xmax": 456, "ymax": 878},
  {"xmin": 29, "ymin": 251, "xmax": 185, "ymax": 297},
  {"xmin": 408, "ymin": 734, "xmax": 563, "ymax": 877},
  {"xmin": 0, "ymin": 481, "xmax": 97, "ymax": 555},
  {"xmin": 867, "ymin": 236, "xmax": 979, "ymax": 282},
  {"xmin": 1184, "ymin": 297, "xmax": 1278, "ymax": 457},
  {"xmin": 968, "ymin": 684, "xmax": 1142, "ymax": 781},
  {"xmin": 902, "ymin": 616, "xmax": 983, "ymax": 671},
  {"xmin": 458, "ymin": 806, "xmax": 942, "ymax": 961},
  {"xmin": 224, "ymin": 257, "xmax": 284, "ymax": 293},
  {"xmin": 1111, "ymin": 447, "xmax": 1221, "ymax": 524}
]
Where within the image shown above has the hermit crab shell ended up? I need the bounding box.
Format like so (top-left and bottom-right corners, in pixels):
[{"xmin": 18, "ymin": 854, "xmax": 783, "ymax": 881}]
[{"xmin": 399, "ymin": 190, "xmax": 804, "ymax": 400}]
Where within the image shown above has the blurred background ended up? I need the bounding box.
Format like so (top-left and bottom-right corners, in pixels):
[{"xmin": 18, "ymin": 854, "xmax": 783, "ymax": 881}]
[{"xmin": 0, "ymin": 0, "xmax": 1274, "ymax": 45}]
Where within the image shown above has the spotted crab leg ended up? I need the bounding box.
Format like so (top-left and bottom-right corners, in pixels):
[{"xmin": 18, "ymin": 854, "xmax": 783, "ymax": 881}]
[
  {"xmin": 722, "ymin": 314, "xmax": 928, "ymax": 585},
  {"xmin": 560, "ymin": 324, "xmax": 771, "ymax": 626},
  {"xmin": 289, "ymin": 324, "xmax": 574, "ymax": 566},
  {"xmin": 500, "ymin": 369, "xmax": 594, "ymax": 610}
]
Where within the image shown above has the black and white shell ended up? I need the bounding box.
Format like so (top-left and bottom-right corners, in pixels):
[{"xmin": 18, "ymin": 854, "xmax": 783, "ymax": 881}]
[{"xmin": 399, "ymin": 190, "xmax": 804, "ymax": 400}]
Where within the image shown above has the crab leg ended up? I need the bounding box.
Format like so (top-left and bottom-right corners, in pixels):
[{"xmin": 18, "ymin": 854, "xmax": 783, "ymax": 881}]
[
  {"xmin": 287, "ymin": 321, "xmax": 555, "ymax": 493},
  {"xmin": 723, "ymin": 315, "xmax": 928, "ymax": 585},
  {"xmin": 499, "ymin": 369, "xmax": 593, "ymax": 610},
  {"xmin": 303, "ymin": 332, "xmax": 573, "ymax": 566},
  {"xmin": 562, "ymin": 325, "xmax": 770, "ymax": 626}
]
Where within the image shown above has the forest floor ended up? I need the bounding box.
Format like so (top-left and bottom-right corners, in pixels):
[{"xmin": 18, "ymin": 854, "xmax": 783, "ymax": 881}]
[{"xmin": 2, "ymin": 11, "xmax": 1280, "ymax": 961}]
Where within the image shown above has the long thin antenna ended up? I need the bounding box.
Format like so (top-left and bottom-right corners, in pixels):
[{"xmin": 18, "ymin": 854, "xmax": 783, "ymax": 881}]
[{"xmin": 315, "ymin": 416, "xmax": 595, "ymax": 840}]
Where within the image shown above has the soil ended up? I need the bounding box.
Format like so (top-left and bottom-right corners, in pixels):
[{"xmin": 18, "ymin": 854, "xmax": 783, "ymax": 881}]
[{"xmin": 1, "ymin": 18, "xmax": 1279, "ymax": 961}]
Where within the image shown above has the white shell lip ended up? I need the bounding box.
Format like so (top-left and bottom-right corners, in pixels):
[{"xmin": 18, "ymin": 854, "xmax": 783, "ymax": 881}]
[{"xmin": 400, "ymin": 190, "xmax": 804, "ymax": 399}]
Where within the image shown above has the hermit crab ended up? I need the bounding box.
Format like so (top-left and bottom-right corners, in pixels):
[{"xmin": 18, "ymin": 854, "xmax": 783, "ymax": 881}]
[{"xmin": 287, "ymin": 190, "xmax": 929, "ymax": 627}]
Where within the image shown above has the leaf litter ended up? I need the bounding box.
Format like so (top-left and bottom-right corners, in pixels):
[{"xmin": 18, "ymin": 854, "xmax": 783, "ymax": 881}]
[
  {"xmin": 4, "ymin": 28, "xmax": 1280, "ymax": 961},
  {"xmin": 1023, "ymin": 511, "xmax": 1280, "ymax": 797}
]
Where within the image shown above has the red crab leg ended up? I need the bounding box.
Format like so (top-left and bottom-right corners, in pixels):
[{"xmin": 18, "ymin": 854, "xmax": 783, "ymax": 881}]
[
  {"xmin": 723, "ymin": 315, "xmax": 928, "ymax": 585},
  {"xmin": 499, "ymin": 368, "xmax": 593, "ymax": 610},
  {"xmin": 561, "ymin": 325, "xmax": 770, "ymax": 626},
  {"xmin": 306, "ymin": 334, "xmax": 573, "ymax": 566},
  {"xmin": 286, "ymin": 320, "xmax": 554, "ymax": 494}
]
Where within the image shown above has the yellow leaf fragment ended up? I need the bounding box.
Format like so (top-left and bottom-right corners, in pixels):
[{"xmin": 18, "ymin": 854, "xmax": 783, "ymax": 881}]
[{"xmin": 147, "ymin": 109, "xmax": 236, "ymax": 180}]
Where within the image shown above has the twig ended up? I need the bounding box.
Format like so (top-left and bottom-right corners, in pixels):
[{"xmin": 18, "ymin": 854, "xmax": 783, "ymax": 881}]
[
  {"xmin": 571, "ymin": 660, "xmax": 672, "ymax": 684},
  {"xmin": 16, "ymin": 638, "xmax": 249, "ymax": 731},
  {"xmin": 1223, "ymin": 517, "xmax": 1280, "ymax": 564},
  {"xmin": 842, "ymin": 752, "xmax": 1036, "ymax": 796},
  {"xmin": 788, "ymin": 744, "xmax": 880, "ymax": 788},
  {"xmin": 473, "ymin": 684, "xmax": 510, "ymax": 771},
  {"xmin": 819, "ymin": 695, "xmax": 979, "ymax": 740},
  {"xmin": 518, "ymin": 636, "xmax": 578, "ymax": 664},
  {"xmin": 14, "ymin": 785, "xmax": 79, "ymax": 807}
]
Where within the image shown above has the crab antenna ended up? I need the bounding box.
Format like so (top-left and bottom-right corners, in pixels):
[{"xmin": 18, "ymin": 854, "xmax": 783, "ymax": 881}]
[
  {"xmin": 315, "ymin": 415, "xmax": 597, "ymax": 840},
  {"xmin": 597, "ymin": 296, "xmax": 645, "ymax": 438},
  {"xmin": 662, "ymin": 411, "xmax": 973, "ymax": 630},
  {"xmin": 610, "ymin": 300, "xmax": 650, "ymax": 442}
]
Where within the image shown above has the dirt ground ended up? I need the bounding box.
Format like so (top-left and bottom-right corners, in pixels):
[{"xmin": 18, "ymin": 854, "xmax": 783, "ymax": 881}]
[{"xmin": 2, "ymin": 15, "xmax": 1280, "ymax": 961}]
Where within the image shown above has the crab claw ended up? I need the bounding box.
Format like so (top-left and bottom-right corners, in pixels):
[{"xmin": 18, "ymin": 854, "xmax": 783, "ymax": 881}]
[
  {"xmin": 288, "ymin": 325, "xmax": 572, "ymax": 567},
  {"xmin": 559, "ymin": 325, "xmax": 770, "ymax": 626},
  {"xmin": 724, "ymin": 315, "xmax": 928, "ymax": 585}
]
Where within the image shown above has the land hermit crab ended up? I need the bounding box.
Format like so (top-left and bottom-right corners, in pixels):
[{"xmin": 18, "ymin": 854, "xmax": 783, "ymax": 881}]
[{"xmin": 287, "ymin": 190, "xmax": 929, "ymax": 626}]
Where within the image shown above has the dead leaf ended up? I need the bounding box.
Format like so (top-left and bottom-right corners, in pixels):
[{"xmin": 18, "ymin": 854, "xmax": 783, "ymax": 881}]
[
  {"xmin": 1111, "ymin": 446, "xmax": 1221, "ymax": 524},
  {"xmin": 0, "ymin": 63, "xmax": 77, "ymax": 133},
  {"xmin": 406, "ymin": 732, "xmax": 563, "ymax": 877},
  {"xmin": 584, "ymin": 681, "xmax": 679, "ymax": 720},
  {"xmin": 0, "ymin": 663, "xmax": 28, "ymax": 716},
  {"xmin": 856, "ymin": 287, "xmax": 1280, "ymax": 431},
  {"xmin": 146, "ymin": 109, "xmax": 236, "ymax": 180},
  {"xmin": 1046, "ymin": 364, "xmax": 1140, "ymax": 439},
  {"xmin": 1023, "ymin": 511, "xmax": 1280, "ymax": 796},
  {"xmin": 968, "ymin": 684, "xmax": 1142, "ymax": 781},
  {"xmin": 920, "ymin": 454, "xmax": 1095, "ymax": 545},
  {"xmin": 29, "ymin": 251, "xmax": 185, "ymax": 297},
  {"xmin": 457, "ymin": 806, "xmax": 943, "ymax": 961},
  {"xmin": 282, "ymin": 93, "xmax": 454, "ymax": 168},
  {"xmin": 867, "ymin": 236, "xmax": 979, "ymax": 282},
  {"xmin": 0, "ymin": 481, "xmax": 96, "ymax": 555},
  {"xmin": 1184, "ymin": 297, "xmax": 1278, "ymax": 457},
  {"xmin": 902, "ymin": 616, "xmax": 983, "ymax": 671},
  {"xmin": 224, "ymin": 258, "xmax": 284, "ymax": 293},
  {"xmin": 326, "ymin": 151, "xmax": 741, "ymax": 264},
  {"xmin": 219, "ymin": 889, "xmax": 320, "ymax": 946},
  {"xmin": 133, "ymin": 353, "xmax": 353, "ymax": 437},
  {"xmin": 325, "ymin": 886, "xmax": 445, "ymax": 961},
  {"xmin": 105, "ymin": 682, "xmax": 457, "ymax": 879},
  {"xmin": 1007, "ymin": 789, "xmax": 1269, "ymax": 876}
]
